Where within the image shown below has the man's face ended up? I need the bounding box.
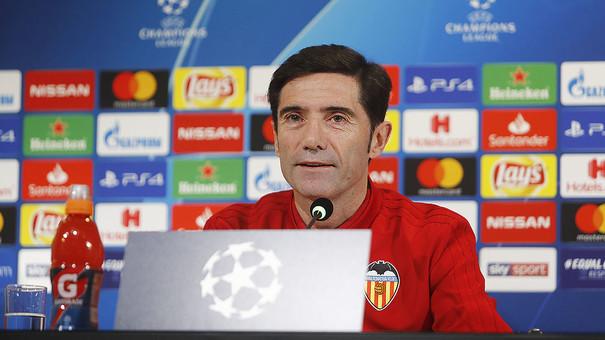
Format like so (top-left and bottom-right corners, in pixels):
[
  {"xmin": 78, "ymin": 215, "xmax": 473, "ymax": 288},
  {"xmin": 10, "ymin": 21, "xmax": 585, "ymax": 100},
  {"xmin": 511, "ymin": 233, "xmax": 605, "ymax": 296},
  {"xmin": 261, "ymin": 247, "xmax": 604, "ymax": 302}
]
[{"xmin": 274, "ymin": 73, "xmax": 385, "ymax": 201}]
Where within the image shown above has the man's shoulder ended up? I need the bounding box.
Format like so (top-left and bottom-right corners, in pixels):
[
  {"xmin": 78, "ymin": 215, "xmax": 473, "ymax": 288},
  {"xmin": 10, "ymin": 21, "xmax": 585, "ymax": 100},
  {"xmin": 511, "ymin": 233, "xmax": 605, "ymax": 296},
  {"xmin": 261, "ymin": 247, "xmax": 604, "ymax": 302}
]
[{"xmin": 205, "ymin": 190, "xmax": 293, "ymax": 229}]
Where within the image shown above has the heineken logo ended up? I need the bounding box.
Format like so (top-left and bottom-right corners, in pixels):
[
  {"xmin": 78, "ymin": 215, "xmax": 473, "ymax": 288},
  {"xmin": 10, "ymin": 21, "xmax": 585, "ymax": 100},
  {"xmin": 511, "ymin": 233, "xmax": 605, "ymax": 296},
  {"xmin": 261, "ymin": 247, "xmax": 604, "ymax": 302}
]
[
  {"xmin": 482, "ymin": 63, "xmax": 556, "ymax": 105},
  {"xmin": 173, "ymin": 159, "xmax": 243, "ymax": 199},
  {"xmin": 24, "ymin": 114, "xmax": 93, "ymax": 156}
]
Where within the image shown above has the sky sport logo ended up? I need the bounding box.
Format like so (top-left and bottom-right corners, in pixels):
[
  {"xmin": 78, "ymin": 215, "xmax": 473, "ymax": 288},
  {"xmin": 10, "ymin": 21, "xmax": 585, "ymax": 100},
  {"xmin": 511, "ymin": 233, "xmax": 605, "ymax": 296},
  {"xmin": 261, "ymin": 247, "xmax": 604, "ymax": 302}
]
[{"xmin": 487, "ymin": 263, "xmax": 548, "ymax": 277}]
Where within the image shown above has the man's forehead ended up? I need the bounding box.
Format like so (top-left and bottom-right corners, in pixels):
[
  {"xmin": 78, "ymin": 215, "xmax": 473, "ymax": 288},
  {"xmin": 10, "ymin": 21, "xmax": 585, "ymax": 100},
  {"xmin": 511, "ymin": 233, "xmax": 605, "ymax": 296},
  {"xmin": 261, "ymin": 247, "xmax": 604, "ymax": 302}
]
[{"xmin": 277, "ymin": 73, "xmax": 361, "ymax": 108}]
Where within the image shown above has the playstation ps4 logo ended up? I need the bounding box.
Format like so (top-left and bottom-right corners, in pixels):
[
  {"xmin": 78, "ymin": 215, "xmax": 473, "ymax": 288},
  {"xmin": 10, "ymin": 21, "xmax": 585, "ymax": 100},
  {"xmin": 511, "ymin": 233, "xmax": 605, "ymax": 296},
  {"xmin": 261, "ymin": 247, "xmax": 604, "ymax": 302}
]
[
  {"xmin": 95, "ymin": 160, "xmax": 167, "ymax": 197},
  {"xmin": 405, "ymin": 66, "xmax": 478, "ymax": 103},
  {"xmin": 407, "ymin": 76, "xmax": 474, "ymax": 94},
  {"xmin": 564, "ymin": 121, "xmax": 605, "ymax": 138},
  {"xmin": 99, "ymin": 170, "xmax": 164, "ymax": 188},
  {"xmin": 560, "ymin": 110, "xmax": 605, "ymax": 151}
]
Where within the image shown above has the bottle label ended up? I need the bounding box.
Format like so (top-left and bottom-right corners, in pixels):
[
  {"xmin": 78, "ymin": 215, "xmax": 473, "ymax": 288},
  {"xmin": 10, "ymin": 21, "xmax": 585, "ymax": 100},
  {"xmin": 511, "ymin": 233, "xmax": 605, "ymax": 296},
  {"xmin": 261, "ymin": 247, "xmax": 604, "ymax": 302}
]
[{"xmin": 50, "ymin": 267, "xmax": 103, "ymax": 330}]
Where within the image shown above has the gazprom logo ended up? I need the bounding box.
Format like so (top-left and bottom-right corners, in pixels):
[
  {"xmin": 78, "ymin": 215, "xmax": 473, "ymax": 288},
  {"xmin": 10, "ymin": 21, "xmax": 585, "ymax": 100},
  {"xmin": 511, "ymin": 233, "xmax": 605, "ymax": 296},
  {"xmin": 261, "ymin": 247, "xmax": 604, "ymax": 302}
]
[
  {"xmin": 568, "ymin": 70, "xmax": 605, "ymax": 99},
  {"xmin": 104, "ymin": 123, "xmax": 161, "ymax": 148},
  {"xmin": 0, "ymin": 95, "xmax": 14, "ymax": 105},
  {"xmin": 254, "ymin": 166, "xmax": 290, "ymax": 192}
]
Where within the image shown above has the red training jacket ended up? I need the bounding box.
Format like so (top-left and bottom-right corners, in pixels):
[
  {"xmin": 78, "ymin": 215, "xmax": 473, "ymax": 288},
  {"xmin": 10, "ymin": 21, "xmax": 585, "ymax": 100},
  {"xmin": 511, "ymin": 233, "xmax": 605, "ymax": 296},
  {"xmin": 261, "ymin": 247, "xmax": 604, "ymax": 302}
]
[{"xmin": 205, "ymin": 181, "xmax": 512, "ymax": 333}]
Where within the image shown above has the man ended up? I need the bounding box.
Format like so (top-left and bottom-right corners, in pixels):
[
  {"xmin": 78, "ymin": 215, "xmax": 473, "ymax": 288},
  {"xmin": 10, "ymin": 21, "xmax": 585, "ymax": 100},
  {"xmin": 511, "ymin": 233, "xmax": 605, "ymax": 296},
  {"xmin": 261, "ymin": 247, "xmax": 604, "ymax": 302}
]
[{"xmin": 205, "ymin": 44, "xmax": 511, "ymax": 333}]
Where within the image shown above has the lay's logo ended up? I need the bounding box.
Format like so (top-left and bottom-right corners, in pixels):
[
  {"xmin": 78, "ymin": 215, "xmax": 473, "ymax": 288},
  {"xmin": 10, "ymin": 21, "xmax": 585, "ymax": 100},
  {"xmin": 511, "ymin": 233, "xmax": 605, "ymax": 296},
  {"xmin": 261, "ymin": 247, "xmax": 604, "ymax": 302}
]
[
  {"xmin": 173, "ymin": 67, "xmax": 246, "ymax": 110},
  {"xmin": 20, "ymin": 204, "xmax": 64, "ymax": 246},
  {"xmin": 186, "ymin": 75, "xmax": 234, "ymax": 99},
  {"xmin": 493, "ymin": 161, "xmax": 545, "ymax": 190},
  {"xmin": 481, "ymin": 155, "xmax": 557, "ymax": 198}
]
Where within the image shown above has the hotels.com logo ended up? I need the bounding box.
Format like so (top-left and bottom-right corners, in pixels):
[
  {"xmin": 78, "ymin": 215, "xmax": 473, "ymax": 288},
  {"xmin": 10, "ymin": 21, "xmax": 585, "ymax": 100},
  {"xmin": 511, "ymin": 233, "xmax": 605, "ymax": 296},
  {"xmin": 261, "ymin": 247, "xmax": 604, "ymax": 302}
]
[
  {"xmin": 493, "ymin": 161, "xmax": 544, "ymax": 190},
  {"xmin": 185, "ymin": 75, "xmax": 234, "ymax": 100},
  {"xmin": 121, "ymin": 209, "xmax": 141, "ymax": 228},
  {"xmin": 589, "ymin": 159, "xmax": 605, "ymax": 179},
  {"xmin": 431, "ymin": 114, "xmax": 449, "ymax": 134}
]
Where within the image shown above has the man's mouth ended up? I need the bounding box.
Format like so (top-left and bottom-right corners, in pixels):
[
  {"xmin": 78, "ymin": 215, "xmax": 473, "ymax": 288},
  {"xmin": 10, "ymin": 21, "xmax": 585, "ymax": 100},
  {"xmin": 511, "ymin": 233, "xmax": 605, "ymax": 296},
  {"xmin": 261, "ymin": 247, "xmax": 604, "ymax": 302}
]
[{"xmin": 296, "ymin": 162, "xmax": 334, "ymax": 168}]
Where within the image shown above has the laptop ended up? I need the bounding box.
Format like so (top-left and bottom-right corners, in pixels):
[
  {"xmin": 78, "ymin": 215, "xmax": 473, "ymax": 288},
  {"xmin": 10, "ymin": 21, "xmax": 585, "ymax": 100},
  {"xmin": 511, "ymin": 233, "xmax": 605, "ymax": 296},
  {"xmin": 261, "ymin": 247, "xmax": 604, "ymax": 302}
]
[{"xmin": 115, "ymin": 230, "xmax": 371, "ymax": 332}]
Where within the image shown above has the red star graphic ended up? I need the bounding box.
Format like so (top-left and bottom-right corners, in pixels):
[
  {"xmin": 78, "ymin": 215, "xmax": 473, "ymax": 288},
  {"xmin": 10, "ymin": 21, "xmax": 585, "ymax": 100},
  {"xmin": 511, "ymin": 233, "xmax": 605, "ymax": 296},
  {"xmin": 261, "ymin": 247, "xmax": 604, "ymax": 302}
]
[
  {"xmin": 510, "ymin": 66, "xmax": 529, "ymax": 85},
  {"xmin": 199, "ymin": 163, "xmax": 216, "ymax": 179},
  {"xmin": 49, "ymin": 118, "xmax": 68, "ymax": 136}
]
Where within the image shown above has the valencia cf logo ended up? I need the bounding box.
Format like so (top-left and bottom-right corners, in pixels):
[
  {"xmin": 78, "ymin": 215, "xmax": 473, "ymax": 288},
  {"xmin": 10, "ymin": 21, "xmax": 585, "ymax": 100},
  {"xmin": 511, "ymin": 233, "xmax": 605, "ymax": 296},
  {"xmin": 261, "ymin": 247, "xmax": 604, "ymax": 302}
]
[{"xmin": 364, "ymin": 260, "xmax": 400, "ymax": 311}]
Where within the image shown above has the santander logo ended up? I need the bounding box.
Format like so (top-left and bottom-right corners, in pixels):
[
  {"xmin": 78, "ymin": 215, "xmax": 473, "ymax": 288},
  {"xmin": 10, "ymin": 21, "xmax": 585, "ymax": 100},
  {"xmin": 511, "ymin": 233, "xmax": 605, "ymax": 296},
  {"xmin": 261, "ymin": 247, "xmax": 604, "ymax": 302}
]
[
  {"xmin": 46, "ymin": 164, "xmax": 68, "ymax": 185},
  {"xmin": 507, "ymin": 113, "xmax": 530, "ymax": 135}
]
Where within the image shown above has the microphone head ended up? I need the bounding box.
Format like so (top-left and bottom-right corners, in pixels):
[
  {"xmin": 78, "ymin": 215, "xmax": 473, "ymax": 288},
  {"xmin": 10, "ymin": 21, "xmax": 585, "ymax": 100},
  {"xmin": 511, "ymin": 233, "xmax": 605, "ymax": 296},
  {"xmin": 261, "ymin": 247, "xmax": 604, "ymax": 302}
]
[{"xmin": 310, "ymin": 198, "xmax": 333, "ymax": 222}]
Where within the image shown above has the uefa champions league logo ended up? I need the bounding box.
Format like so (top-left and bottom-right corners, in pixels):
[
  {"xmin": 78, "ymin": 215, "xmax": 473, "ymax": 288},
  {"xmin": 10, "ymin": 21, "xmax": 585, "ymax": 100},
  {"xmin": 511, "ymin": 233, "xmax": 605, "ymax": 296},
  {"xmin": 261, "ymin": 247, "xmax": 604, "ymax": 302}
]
[
  {"xmin": 157, "ymin": 0, "xmax": 189, "ymax": 16},
  {"xmin": 199, "ymin": 242, "xmax": 282, "ymax": 319},
  {"xmin": 469, "ymin": 0, "xmax": 496, "ymax": 10}
]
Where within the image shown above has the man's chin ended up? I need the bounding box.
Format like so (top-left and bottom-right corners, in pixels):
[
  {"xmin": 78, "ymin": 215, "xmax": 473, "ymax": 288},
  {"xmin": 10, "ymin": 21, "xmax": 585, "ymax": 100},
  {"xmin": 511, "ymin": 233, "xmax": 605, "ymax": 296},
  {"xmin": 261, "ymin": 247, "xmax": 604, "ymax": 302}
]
[{"xmin": 291, "ymin": 182, "xmax": 335, "ymax": 200}]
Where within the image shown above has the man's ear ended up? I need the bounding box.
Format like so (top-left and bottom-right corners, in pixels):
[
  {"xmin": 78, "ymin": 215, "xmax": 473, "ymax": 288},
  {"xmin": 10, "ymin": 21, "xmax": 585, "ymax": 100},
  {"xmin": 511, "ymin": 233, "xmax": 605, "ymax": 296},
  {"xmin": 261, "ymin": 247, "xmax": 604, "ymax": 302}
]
[
  {"xmin": 272, "ymin": 120, "xmax": 280, "ymax": 157},
  {"xmin": 369, "ymin": 121, "xmax": 392, "ymax": 159}
]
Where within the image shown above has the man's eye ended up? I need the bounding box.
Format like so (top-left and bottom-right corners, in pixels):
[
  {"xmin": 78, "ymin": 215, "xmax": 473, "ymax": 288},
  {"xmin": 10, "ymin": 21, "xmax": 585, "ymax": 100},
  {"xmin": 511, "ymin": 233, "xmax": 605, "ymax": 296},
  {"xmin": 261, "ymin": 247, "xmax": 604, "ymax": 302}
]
[
  {"xmin": 330, "ymin": 114, "xmax": 347, "ymax": 123},
  {"xmin": 284, "ymin": 114, "xmax": 302, "ymax": 122}
]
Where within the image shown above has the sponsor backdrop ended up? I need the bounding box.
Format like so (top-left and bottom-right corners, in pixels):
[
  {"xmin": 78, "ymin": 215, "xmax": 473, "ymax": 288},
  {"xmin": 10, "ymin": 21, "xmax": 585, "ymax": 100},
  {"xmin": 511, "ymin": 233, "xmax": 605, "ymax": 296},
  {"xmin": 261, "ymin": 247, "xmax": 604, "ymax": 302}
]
[{"xmin": 1, "ymin": 0, "xmax": 605, "ymax": 333}]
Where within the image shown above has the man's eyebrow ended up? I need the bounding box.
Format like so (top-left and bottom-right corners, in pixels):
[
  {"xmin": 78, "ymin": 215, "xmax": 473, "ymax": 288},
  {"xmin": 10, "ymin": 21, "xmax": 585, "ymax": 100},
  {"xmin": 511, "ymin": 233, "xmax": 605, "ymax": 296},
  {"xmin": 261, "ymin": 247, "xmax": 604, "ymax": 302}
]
[
  {"xmin": 324, "ymin": 106, "xmax": 355, "ymax": 116},
  {"xmin": 278, "ymin": 105, "xmax": 303, "ymax": 117}
]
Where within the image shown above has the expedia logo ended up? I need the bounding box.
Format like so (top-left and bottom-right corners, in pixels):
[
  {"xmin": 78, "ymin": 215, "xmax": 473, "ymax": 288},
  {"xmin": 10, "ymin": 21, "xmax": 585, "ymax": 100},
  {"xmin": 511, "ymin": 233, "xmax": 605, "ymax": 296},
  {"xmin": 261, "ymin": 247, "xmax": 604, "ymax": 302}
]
[
  {"xmin": 365, "ymin": 260, "xmax": 399, "ymax": 311},
  {"xmin": 405, "ymin": 157, "xmax": 475, "ymax": 196},
  {"xmin": 185, "ymin": 75, "xmax": 234, "ymax": 100},
  {"xmin": 487, "ymin": 263, "xmax": 549, "ymax": 277}
]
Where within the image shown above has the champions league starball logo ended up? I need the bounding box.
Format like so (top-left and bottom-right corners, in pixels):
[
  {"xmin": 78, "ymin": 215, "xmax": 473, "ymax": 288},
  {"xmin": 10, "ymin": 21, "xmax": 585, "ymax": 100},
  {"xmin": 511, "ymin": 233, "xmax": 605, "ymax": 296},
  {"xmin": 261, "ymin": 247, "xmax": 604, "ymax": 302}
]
[
  {"xmin": 199, "ymin": 242, "xmax": 282, "ymax": 319},
  {"xmin": 157, "ymin": 0, "xmax": 189, "ymax": 16}
]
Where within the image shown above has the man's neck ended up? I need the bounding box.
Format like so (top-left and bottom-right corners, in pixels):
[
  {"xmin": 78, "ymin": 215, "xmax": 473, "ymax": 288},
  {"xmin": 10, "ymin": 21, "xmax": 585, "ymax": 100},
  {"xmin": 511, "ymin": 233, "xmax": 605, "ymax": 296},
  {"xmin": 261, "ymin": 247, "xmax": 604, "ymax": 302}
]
[{"xmin": 293, "ymin": 180, "xmax": 369, "ymax": 229}]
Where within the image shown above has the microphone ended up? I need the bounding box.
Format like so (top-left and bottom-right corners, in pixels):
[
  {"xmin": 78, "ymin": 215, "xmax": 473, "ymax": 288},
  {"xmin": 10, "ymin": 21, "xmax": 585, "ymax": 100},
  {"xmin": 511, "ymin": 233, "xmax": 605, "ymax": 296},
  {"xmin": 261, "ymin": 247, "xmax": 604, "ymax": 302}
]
[{"xmin": 306, "ymin": 198, "xmax": 333, "ymax": 229}]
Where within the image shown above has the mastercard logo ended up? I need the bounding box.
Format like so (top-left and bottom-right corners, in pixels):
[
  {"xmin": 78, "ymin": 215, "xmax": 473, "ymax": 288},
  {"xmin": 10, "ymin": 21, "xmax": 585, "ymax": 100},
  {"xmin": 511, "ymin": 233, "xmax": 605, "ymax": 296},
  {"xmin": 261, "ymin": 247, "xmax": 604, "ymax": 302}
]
[
  {"xmin": 112, "ymin": 71, "xmax": 157, "ymax": 101},
  {"xmin": 575, "ymin": 204, "xmax": 605, "ymax": 234},
  {"xmin": 262, "ymin": 115, "xmax": 275, "ymax": 144},
  {"xmin": 416, "ymin": 158, "xmax": 463, "ymax": 188}
]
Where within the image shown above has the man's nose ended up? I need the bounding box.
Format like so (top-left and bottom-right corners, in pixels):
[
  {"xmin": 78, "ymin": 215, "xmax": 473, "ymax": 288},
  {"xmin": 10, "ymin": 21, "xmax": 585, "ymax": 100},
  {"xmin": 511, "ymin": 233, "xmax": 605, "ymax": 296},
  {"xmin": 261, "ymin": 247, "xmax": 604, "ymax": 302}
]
[{"xmin": 302, "ymin": 118, "xmax": 328, "ymax": 152}]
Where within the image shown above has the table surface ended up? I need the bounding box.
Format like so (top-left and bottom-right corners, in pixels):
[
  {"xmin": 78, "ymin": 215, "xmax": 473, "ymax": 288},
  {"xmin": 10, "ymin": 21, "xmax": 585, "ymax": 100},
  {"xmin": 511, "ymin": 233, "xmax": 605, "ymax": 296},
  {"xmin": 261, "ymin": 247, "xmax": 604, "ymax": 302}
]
[{"xmin": 1, "ymin": 331, "xmax": 604, "ymax": 340}]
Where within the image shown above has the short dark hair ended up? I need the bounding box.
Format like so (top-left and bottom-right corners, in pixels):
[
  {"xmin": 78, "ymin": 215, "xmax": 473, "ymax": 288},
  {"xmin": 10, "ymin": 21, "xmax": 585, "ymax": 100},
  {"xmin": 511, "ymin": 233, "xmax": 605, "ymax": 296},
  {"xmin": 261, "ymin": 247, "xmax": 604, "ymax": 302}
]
[{"xmin": 268, "ymin": 44, "xmax": 392, "ymax": 134}]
